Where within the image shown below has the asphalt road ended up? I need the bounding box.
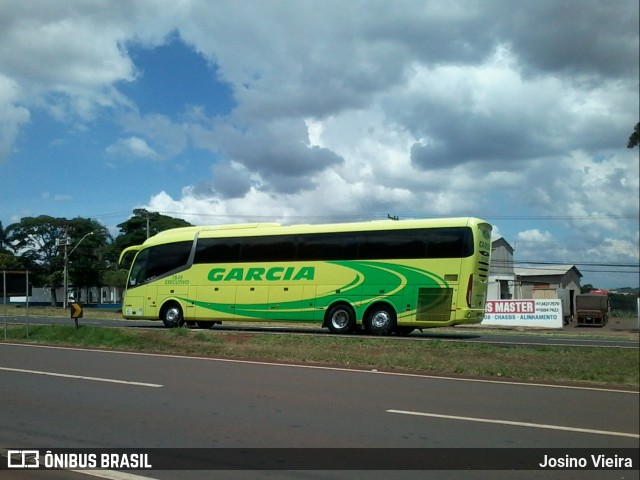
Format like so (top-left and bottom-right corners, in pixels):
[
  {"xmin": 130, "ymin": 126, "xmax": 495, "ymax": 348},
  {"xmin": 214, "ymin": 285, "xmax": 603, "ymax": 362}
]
[{"xmin": 0, "ymin": 343, "xmax": 638, "ymax": 480}]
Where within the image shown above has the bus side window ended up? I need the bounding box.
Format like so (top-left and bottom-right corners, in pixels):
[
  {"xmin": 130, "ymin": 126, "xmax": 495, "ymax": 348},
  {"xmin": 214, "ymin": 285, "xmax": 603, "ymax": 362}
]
[
  {"xmin": 297, "ymin": 232, "xmax": 358, "ymax": 261},
  {"xmin": 195, "ymin": 238, "xmax": 241, "ymax": 263},
  {"xmin": 146, "ymin": 241, "xmax": 192, "ymax": 278},
  {"xmin": 240, "ymin": 236, "xmax": 297, "ymax": 262}
]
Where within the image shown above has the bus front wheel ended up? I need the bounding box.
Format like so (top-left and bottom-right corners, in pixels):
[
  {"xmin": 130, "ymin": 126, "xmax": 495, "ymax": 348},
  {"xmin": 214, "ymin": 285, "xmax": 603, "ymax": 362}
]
[
  {"xmin": 326, "ymin": 303, "xmax": 356, "ymax": 334},
  {"xmin": 161, "ymin": 302, "xmax": 185, "ymax": 328},
  {"xmin": 365, "ymin": 305, "xmax": 396, "ymax": 335}
]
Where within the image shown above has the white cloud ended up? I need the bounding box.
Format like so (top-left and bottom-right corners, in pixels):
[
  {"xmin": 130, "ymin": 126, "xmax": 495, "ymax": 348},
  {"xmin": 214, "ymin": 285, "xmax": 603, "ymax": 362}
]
[
  {"xmin": 588, "ymin": 238, "xmax": 640, "ymax": 261},
  {"xmin": 118, "ymin": 113, "xmax": 189, "ymax": 159},
  {"xmin": 0, "ymin": 1, "xmax": 139, "ymax": 129},
  {"xmin": 41, "ymin": 191, "xmax": 72, "ymax": 202},
  {"xmin": 0, "ymin": 75, "xmax": 30, "ymax": 161},
  {"xmin": 106, "ymin": 136, "xmax": 159, "ymax": 160},
  {"xmin": 517, "ymin": 229, "xmax": 554, "ymax": 244}
]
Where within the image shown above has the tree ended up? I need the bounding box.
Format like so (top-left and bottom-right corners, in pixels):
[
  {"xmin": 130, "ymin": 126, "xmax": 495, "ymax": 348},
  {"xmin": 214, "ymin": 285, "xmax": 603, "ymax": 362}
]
[
  {"xmin": 0, "ymin": 222, "xmax": 21, "ymax": 267},
  {"xmin": 628, "ymin": 122, "xmax": 639, "ymax": 148},
  {"xmin": 0, "ymin": 221, "xmax": 7, "ymax": 252},
  {"xmin": 65, "ymin": 217, "xmax": 112, "ymax": 302},
  {"xmin": 113, "ymin": 209, "xmax": 192, "ymax": 253},
  {"xmin": 102, "ymin": 269, "xmax": 128, "ymax": 289},
  {"xmin": 580, "ymin": 284, "xmax": 594, "ymax": 294},
  {"xmin": 0, "ymin": 252, "xmax": 23, "ymax": 270},
  {"xmin": 4, "ymin": 216, "xmax": 111, "ymax": 306}
]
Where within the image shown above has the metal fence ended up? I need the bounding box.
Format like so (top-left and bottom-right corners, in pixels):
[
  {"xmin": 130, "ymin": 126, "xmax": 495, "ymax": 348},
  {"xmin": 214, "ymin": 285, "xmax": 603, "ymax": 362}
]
[{"xmin": 2, "ymin": 270, "xmax": 30, "ymax": 339}]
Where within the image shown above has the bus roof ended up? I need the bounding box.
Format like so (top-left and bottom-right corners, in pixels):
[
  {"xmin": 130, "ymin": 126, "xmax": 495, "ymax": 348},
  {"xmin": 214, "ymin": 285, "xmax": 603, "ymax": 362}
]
[{"xmin": 130, "ymin": 217, "xmax": 490, "ymax": 250}]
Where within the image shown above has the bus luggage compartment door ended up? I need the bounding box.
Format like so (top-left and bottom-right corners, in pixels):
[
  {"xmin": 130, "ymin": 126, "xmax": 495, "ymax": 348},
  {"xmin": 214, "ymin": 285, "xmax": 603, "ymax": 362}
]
[
  {"xmin": 195, "ymin": 285, "xmax": 237, "ymax": 320},
  {"xmin": 267, "ymin": 285, "xmax": 307, "ymax": 321}
]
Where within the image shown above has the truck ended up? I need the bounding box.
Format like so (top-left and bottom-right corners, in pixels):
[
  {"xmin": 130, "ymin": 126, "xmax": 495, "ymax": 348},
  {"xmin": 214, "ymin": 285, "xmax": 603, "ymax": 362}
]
[{"xmin": 575, "ymin": 293, "xmax": 610, "ymax": 327}]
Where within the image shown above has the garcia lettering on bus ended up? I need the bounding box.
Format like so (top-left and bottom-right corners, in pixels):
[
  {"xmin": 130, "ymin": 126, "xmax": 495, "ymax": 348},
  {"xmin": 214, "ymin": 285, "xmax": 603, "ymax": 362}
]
[{"xmin": 208, "ymin": 266, "xmax": 315, "ymax": 282}]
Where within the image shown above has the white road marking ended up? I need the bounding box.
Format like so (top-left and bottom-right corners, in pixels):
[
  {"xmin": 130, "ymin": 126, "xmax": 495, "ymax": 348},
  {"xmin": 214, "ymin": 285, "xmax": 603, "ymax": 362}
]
[
  {"xmin": 71, "ymin": 469, "xmax": 160, "ymax": 480},
  {"xmin": 387, "ymin": 409, "xmax": 640, "ymax": 439},
  {"xmin": 0, "ymin": 367, "xmax": 162, "ymax": 388}
]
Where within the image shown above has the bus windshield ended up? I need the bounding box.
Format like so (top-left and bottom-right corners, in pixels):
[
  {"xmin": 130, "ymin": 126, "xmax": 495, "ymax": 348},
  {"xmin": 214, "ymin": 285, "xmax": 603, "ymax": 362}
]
[{"xmin": 127, "ymin": 241, "xmax": 192, "ymax": 287}]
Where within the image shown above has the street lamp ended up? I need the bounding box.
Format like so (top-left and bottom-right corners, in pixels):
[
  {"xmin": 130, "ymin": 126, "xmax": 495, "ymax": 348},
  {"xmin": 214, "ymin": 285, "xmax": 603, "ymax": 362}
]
[{"xmin": 62, "ymin": 232, "xmax": 94, "ymax": 309}]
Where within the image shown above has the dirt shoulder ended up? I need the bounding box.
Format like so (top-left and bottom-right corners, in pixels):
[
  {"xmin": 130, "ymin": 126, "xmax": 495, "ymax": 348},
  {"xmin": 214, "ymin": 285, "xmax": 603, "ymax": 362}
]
[
  {"xmin": 566, "ymin": 316, "xmax": 639, "ymax": 336},
  {"xmin": 460, "ymin": 316, "xmax": 639, "ymax": 338}
]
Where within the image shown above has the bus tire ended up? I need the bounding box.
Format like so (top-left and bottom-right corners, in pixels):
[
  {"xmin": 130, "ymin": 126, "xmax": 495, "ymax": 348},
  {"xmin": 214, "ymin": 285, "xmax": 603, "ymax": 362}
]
[
  {"xmin": 161, "ymin": 302, "xmax": 185, "ymax": 328},
  {"xmin": 326, "ymin": 303, "xmax": 356, "ymax": 334},
  {"xmin": 365, "ymin": 304, "xmax": 396, "ymax": 335}
]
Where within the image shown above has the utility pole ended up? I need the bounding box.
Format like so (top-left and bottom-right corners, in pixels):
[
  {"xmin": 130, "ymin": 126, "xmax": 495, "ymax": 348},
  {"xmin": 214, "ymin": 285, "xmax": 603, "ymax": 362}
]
[
  {"xmin": 59, "ymin": 237, "xmax": 70, "ymax": 309},
  {"xmin": 133, "ymin": 208, "xmax": 151, "ymax": 238},
  {"xmin": 61, "ymin": 232, "xmax": 94, "ymax": 309}
]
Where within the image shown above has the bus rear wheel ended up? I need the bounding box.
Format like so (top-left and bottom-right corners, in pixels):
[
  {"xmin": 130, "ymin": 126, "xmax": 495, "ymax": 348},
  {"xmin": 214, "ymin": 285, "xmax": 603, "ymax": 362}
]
[
  {"xmin": 161, "ymin": 302, "xmax": 184, "ymax": 328},
  {"xmin": 326, "ymin": 303, "xmax": 356, "ymax": 334},
  {"xmin": 365, "ymin": 305, "xmax": 396, "ymax": 335}
]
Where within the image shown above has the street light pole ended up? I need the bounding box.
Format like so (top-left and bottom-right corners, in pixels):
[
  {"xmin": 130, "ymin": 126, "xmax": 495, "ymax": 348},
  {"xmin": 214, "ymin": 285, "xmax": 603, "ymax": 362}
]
[
  {"xmin": 62, "ymin": 240, "xmax": 68, "ymax": 309},
  {"xmin": 62, "ymin": 232, "xmax": 94, "ymax": 309}
]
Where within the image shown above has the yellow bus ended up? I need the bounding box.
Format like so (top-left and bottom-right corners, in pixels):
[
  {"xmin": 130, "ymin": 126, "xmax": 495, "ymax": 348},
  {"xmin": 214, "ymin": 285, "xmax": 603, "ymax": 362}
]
[{"xmin": 119, "ymin": 217, "xmax": 492, "ymax": 335}]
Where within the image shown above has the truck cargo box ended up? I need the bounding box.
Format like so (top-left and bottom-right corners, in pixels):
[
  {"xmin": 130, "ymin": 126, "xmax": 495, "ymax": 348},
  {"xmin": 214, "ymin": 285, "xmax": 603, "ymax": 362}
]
[{"xmin": 575, "ymin": 293, "xmax": 609, "ymax": 327}]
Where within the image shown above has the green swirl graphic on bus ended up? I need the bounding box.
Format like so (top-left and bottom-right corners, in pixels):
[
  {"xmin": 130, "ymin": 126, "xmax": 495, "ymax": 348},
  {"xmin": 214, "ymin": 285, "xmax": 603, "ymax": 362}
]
[{"xmin": 181, "ymin": 261, "xmax": 448, "ymax": 321}]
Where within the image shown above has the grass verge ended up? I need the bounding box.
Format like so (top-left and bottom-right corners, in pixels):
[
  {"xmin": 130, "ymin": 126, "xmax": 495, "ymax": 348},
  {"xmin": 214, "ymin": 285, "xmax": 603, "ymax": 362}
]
[{"xmin": 2, "ymin": 324, "xmax": 638, "ymax": 388}]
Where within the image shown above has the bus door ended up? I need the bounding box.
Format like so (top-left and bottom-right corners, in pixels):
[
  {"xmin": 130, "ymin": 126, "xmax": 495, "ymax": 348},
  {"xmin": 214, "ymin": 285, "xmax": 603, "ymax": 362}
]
[{"xmin": 144, "ymin": 286, "xmax": 158, "ymax": 318}]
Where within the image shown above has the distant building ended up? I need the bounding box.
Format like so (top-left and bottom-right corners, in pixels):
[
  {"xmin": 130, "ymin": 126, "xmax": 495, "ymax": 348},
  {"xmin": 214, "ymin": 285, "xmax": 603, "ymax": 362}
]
[
  {"xmin": 515, "ymin": 265, "xmax": 582, "ymax": 296},
  {"xmin": 488, "ymin": 237, "xmax": 515, "ymax": 300},
  {"xmin": 488, "ymin": 237, "xmax": 582, "ymax": 319}
]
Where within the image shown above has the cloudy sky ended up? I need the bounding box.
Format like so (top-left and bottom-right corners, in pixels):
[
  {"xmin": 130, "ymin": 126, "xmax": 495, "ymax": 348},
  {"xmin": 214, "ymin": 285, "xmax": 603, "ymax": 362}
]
[{"xmin": 1, "ymin": 0, "xmax": 638, "ymax": 288}]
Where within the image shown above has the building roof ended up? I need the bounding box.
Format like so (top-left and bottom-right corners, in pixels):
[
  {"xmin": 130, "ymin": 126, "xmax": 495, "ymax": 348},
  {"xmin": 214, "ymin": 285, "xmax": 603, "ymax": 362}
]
[
  {"xmin": 515, "ymin": 265, "xmax": 582, "ymax": 278},
  {"xmin": 492, "ymin": 236, "xmax": 514, "ymax": 253}
]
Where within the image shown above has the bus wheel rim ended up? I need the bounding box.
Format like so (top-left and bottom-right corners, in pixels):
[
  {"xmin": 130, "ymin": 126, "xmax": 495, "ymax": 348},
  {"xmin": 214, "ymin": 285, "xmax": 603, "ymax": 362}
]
[
  {"xmin": 166, "ymin": 307, "xmax": 181, "ymax": 325},
  {"xmin": 371, "ymin": 311, "xmax": 390, "ymax": 329},
  {"xmin": 331, "ymin": 310, "xmax": 349, "ymax": 329}
]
